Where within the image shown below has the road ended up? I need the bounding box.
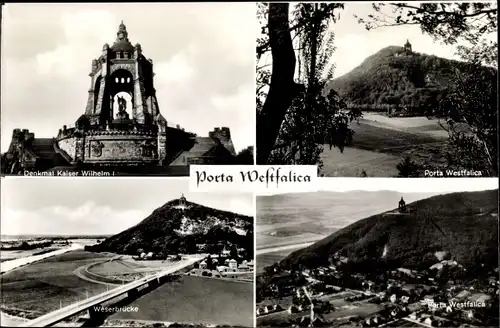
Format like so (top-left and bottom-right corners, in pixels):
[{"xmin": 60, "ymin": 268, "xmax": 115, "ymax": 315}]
[{"xmin": 19, "ymin": 255, "xmax": 205, "ymax": 327}]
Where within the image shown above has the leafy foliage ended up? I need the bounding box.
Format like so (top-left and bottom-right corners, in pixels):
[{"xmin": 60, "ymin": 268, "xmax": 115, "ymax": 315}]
[
  {"xmin": 439, "ymin": 40, "xmax": 498, "ymax": 175},
  {"xmin": 258, "ymin": 3, "xmax": 361, "ymax": 166},
  {"xmin": 234, "ymin": 146, "xmax": 254, "ymax": 165},
  {"xmin": 356, "ymin": 3, "xmax": 497, "ymax": 45},
  {"xmin": 86, "ymin": 198, "xmax": 254, "ymax": 259}
]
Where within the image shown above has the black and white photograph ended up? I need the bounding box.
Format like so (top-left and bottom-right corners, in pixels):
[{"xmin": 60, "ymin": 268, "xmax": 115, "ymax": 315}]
[
  {"xmin": 0, "ymin": 178, "xmax": 254, "ymax": 327},
  {"xmin": 0, "ymin": 3, "xmax": 255, "ymax": 176},
  {"xmin": 256, "ymin": 2, "xmax": 498, "ymax": 177},
  {"xmin": 255, "ymin": 178, "xmax": 499, "ymax": 327}
]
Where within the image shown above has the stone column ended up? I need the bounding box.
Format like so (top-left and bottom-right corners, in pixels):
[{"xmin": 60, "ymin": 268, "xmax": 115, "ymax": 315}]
[
  {"xmin": 94, "ymin": 78, "xmax": 107, "ymax": 120},
  {"xmin": 85, "ymin": 89, "xmax": 95, "ymax": 116},
  {"xmin": 133, "ymin": 78, "xmax": 146, "ymax": 124},
  {"xmin": 157, "ymin": 115, "xmax": 167, "ymax": 165},
  {"xmin": 74, "ymin": 136, "xmax": 86, "ymax": 163}
]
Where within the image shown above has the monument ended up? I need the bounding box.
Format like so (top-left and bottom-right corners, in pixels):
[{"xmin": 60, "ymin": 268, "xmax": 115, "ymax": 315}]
[
  {"xmin": 403, "ymin": 39, "xmax": 412, "ymax": 54},
  {"xmin": 1, "ymin": 22, "xmax": 238, "ymax": 175},
  {"xmin": 398, "ymin": 197, "xmax": 407, "ymax": 213}
]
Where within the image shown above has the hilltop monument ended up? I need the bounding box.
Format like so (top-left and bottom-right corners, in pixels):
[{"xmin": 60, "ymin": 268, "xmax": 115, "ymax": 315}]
[
  {"xmin": 398, "ymin": 197, "xmax": 407, "ymax": 213},
  {"xmin": 2, "ymin": 21, "xmax": 237, "ymax": 174},
  {"xmin": 404, "ymin": 39, "xmax": 412, "ymax": 54}
]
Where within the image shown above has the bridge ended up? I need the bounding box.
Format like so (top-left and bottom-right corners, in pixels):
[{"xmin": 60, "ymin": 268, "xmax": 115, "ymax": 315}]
[{"xmin": 19, "ymin": 255, "xmax": 206, "ymax": 327}]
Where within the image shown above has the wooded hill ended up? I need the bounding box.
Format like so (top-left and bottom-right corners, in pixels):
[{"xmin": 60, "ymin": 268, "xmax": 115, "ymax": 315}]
[
  {"xmin": 280, "ymin": 189, "xmax": 498, "ymax": 271},
  {"xmin": 326, "ymin": 46, "xmax": 497, "ymax": 115},
  {"xmin": 86, "ymin": 198, "xmax": 254, "ymax": 258}
]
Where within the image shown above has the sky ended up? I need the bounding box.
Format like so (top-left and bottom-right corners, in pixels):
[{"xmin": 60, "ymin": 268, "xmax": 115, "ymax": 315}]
[
  {"xmin": 258, "ymin": 2, "xmax": 497, "ymax": 78},
  {"xmin": 0, "ymin": 3, "xmax": 255, "ymax": 153},
  {"xmin": 1, "ymin": 178, "xmax": 254, "ymax": 236},
  {"xmin": 261, "ymin": 177, "xmax": 499, "ymax": 196}
]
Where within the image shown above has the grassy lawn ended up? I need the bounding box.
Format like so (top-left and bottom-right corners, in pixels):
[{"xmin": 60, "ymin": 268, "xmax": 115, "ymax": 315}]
[
  {"xmin": 89, "ymin": 259, "xmax": 147, "ymax": 276},
  {"xmin": 0, "ymin": 250, "xmax": 115, "ymax": 317},
  {"xmin": 257, "ymin": 252, "xmax": 290, "ymax": 274},
  {"xmin": 320, "ymin": 119, "xmax": 449, "ymax": 177},
  {"xmin": 109, "ymin": 275, "xmax": 254, "ymax": 327}
]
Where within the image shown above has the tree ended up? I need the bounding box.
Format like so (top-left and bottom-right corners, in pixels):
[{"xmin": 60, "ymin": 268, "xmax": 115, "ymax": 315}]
[
  {"xmin": 258, "ymin": 2, "xmax": 498, "ymax": 168},
  {"xmin": 234, "ymin": 146, "xmax": 254, "ymax": 164},
  {"xmin": 256, "ymin": 3, "xmax": 304, "ymax": 164},
  {"xmin": 357, "ymin": 3, "xmax": 498, "ymax": 176},
  {"xmin": 206, "ymin": 254, "xmax": 214, "ymax": 270},
  {"xmin": 230, "ymin": 245, "xmax": 239, "ymax": 259},
  {"xmin": 355, "ymin": 3, "xmax": 497, "ymax": 45},
  {"xmin": 438, "ymin": 40, "xmax": 498, "ymax": 175},
  {"xmin": 257, "ymin": 3, "xmax": 358, "ymax": 167}
]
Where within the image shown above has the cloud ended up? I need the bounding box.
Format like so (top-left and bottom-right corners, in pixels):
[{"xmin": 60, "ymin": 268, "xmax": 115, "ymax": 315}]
[
  {"xmin": 0, "ymin": 178, "xmax": 254, "ymax": 236},
  {"xmin": 1, "ymin": 202, "xmax": 147, "ymax": 236}
]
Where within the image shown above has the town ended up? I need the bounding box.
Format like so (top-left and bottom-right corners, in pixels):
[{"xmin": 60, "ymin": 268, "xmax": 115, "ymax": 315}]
[{"xmin": 256, "ymin": 254, "xmax": 499, "ymax": 327}]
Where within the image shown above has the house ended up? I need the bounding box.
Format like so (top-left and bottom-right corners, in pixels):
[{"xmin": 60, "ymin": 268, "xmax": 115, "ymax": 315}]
[
  {"xmin": 390, "ymin": 309, "xmax": 399, "ymax": 317},
  {"xmin": 423, "ymin": 317, "xmax": 435, "ymax": 326},
  {"xmin": 199, "ymin": 261, "xmax": 207, "ymax": 269},
  {"xmin": 216, "ymin": 265, "xmax": 229, "ymax": 272},
  {"xmin": 247, "ymin": 260, "xmax": 254, "ymax": 267},
  {"xmin": 390, "ymin": 294, "xmax": 397, "ymax": 303},
  {"xmin": 273, "ymin": 304, "xmax": 282, "ymax": 311},
  {"xmin": 445, "ymin": 305, "xmax": 453, "ymax": 313},
  {"xmin": 228, "ymin": 259, "xmax": 238, "ymax": 269},
  {"xmin": 401, "ymin": 295, "xmax": 410, "ymax": 304},
  {"xmin": 409, "ymin": 312, "xmax": 417, "ymax": 320},
  {"xmin": 146, "ymin": 252, "xmax": 154, "ymax": 259},
  {"xmin": 238, "ymin": 263, "xmax": 249, "ymax": 271},
  {"xmin": 264, "ymin": 305, "xmax": 274, "ymax": 313},
  {"xmin": 256, "ymin": 308, "xmax": 263, "ymax": 316},
  {"xmin": 140, "ymin": 252, "xmax": 146, "ymax": 259}
]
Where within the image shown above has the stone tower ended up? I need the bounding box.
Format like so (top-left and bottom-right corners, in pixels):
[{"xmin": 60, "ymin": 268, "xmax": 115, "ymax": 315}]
[
  {"xmin": 179, "ymin": 193, "xmax": 187, "ymax": 206},
  {"xmin": 404, "ymin": 39, "xmax": 412, "ymax": 54},
  {"xmin": 84, "ymin": 21, "xmax": 161, "ymax": 127}
]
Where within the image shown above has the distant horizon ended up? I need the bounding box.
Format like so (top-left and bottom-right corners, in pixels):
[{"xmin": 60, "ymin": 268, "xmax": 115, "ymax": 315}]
[
  {"xmin": 1, "ymin": 234, "xmax": 112, "ymax": 237},
  {"xmin": 258, "ymin": 185, "xmax": 499, "ymax": 197},
  {"xmin": 1, "ymin": 178, "xmax": 254, "ymax": 236}
]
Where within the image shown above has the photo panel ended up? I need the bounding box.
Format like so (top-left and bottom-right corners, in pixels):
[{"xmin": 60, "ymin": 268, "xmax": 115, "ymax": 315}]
[
  {"xmin": 0, "ymin": 2, "xmax": 255, "ymax": 177},
  {"xmin": 256, "ymin": 2, "xmax": 498, "ymax": 178},
  {"xmin": 256, "ymin": 178, "xmax": 499, "ymax": 327},
  {"xmin": 0, "ymin": 177, "xmax": 255, "ymax": 327}
]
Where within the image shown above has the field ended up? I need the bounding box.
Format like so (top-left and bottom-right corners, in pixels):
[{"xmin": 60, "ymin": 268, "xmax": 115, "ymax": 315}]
[
  {"xmin": 88, "ymin": 258, "xmax": 155, "ymax": 275},
  {"xmin": 319, "ymin": 113, "xmax": 450, "ymax": 177},
  {"xmin": 109, "ymin": 275, "xmax": 254, "ymax": 327},
  {"xmin": 257, "ymin": 250, "xmax": 294, "ymax": 273},
  {"xmin": 0, "ymin": 250, "xmax": 116, "ymax": 317},
  {"xmin": 1, "ymin": 248, "xmax": 61, "ymax": 262}
]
